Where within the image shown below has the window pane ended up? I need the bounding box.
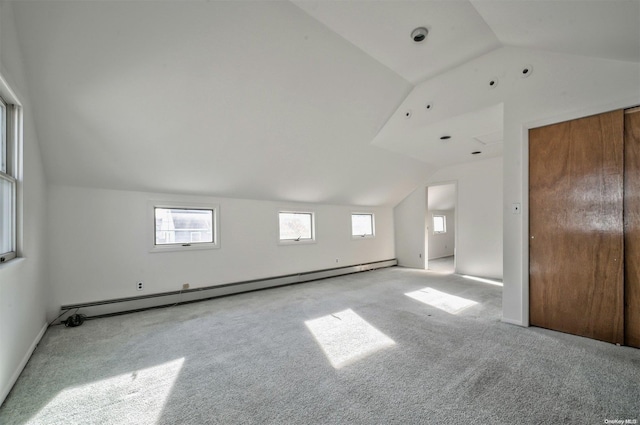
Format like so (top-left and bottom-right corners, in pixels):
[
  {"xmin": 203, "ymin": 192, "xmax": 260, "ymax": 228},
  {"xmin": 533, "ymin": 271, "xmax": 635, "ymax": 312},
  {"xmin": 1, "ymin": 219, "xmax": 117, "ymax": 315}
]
[
  {"xmin": 433, "ymin": 216, "xmax": 446, "ymax": 233},
  {"xmin": 279, "ymin": 212, "xmax": 312, "ymax": 241},
  {"xmin": 352, "ymin": 214, "xmax": 373, "ymax": 236},
  {"xmin": 155, "ymin": 208, "xmax": 213, "ymax": 245},
  {"xmin": 0, "ymin": 101, "xmax": 6, "ymax": 174},
  {"xmin": 0, "ymin": 176, "xmax": 13, "ymax": 256}
]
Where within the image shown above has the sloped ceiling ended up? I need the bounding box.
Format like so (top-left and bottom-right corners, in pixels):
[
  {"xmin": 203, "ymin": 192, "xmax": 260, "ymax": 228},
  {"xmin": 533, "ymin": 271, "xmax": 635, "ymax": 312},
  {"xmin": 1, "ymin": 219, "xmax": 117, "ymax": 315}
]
[
  {"xmin": 292, "ymin": 0, "xmax": 501, "ymax": 84},
  {"xmin": 10, "ymin": 1, "xmax": 429, "ymax": 206},
  {"xmin": 8, "ymin": 0, "xmax": 640, "ymax": 207},
  {"xmin": 471, "ymin": 0, "xmax": 640, "ymax": 63},
  {"xmin": 297, "ymin": 0, "xmax": 640, "ymax": 171}
]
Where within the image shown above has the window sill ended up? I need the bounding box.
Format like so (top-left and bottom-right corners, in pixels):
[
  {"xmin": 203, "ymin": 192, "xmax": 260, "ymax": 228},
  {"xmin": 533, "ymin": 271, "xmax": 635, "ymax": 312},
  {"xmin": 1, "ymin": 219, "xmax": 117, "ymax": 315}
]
[
  {"xmin": 149, "ymin": 243, "xmax": 220, "ymax": 253},
  {"xmin": 0, "ymin": 256, "xmax": 25, "ymax": 270},
  {"xmin": 278, "ymin": 239, "xmax": 317, "ymax": 246}
]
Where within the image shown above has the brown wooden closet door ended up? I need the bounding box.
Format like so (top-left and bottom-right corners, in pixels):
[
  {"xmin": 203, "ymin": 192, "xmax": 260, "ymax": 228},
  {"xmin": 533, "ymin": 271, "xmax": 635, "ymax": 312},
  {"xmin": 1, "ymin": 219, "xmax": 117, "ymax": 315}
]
[
  {"xmin": 529, "ymin": 110, "xmax": 624, "ymax": 344},
  {"xmin": 625, "ymin": 108, "xmax": 640, "ymax": 348}
]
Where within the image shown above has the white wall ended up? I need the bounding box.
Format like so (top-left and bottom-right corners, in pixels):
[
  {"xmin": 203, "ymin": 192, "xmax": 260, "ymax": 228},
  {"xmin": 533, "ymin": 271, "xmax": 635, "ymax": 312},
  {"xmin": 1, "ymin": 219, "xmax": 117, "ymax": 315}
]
[
  {"xmin": 427, "ymin": 209, "xmax": 455, "ymax": 260},
  {"xmin": 47, "ymin": 185, "xmax": 395, "ymax": 312},
  {"xmin": 394, "ymin": 46, "xmax": 640, "ymax": 325},
  {"xmin": 393, "ymin": 186, "xmax": 426, "ymax": 269},
  {"xmin": 395, "ymin": 157, "xmax": 502, "ymax": 279},
  {"xmin": 0, "ymin": 1, "xmax": 49, "ymax": 405}
]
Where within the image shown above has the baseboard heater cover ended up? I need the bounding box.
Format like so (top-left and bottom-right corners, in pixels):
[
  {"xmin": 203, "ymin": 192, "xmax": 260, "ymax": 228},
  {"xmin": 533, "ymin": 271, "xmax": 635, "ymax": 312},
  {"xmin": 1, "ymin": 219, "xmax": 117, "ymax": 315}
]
[{"xmin": 58, "ymin": 259, "xmax": 397, "ymax": 321}]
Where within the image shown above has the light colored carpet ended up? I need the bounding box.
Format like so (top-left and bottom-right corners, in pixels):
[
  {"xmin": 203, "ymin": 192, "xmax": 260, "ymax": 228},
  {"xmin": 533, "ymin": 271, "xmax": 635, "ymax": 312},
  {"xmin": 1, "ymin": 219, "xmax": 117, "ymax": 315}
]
[{"xmin": 1, "ymin": 267, "xmax": 638, "ymax": 424}]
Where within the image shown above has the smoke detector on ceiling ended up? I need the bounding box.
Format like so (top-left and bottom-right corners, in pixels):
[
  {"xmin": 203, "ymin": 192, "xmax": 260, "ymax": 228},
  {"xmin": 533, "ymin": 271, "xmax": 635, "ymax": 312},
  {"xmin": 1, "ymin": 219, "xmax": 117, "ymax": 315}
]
[{"xmin": 411, "ymin": 27, "xmax": 429, "ymax": 43}]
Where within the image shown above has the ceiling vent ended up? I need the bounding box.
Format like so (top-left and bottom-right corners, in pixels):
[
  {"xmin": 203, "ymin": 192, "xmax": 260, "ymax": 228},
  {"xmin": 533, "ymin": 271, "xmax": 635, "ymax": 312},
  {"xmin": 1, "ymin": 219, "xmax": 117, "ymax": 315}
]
[{"xmin": 473, "ymin": 130, "xmax": 503, "ymax": 146}]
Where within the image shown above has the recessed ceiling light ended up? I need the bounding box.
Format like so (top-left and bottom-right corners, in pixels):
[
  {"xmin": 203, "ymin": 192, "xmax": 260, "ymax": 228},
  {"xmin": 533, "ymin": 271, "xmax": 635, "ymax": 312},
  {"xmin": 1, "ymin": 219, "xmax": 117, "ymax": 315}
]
[
  {"xmin": 411, "ymin": 27, "xmax": 429, "ymax": 43},
  {"xmin": 440, "ymin": 135, "xmax": 451, "ymax": 140},
  {"xmin": 471, "ymin": 151, "xmax": 482, "ymax": 155}
]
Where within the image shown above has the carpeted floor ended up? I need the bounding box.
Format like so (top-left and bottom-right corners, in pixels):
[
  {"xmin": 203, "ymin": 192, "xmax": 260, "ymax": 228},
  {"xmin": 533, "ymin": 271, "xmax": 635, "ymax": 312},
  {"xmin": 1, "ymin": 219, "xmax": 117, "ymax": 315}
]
[
  {"xmin": 1, "ymin": 267, "xmax": 638, "ymax": 424},
  {"xmin": 427, "ymin": 256, "xmax": 455, "ymax": 274}
]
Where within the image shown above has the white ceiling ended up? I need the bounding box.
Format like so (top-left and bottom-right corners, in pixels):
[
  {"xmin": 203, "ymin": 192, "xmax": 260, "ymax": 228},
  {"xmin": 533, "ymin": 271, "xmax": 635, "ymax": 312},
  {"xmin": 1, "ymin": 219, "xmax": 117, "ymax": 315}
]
[
  {"xmin": 10, "ymin": 1, "xmax": 430, "ymax": 206},
  {"xmin": 471, "ymin": 0, "xmax": 640, "ymax": 63},
  {"xmin": 375, "ymin": 103, "xmax": 504, "ymax": 167},
  {"xmin": 292, "ymin": 0, "xmax": 502, "ymax": 84},
  {"xmin": 8, "ymin": 0, "xmax": 640, "ymax": 207}
]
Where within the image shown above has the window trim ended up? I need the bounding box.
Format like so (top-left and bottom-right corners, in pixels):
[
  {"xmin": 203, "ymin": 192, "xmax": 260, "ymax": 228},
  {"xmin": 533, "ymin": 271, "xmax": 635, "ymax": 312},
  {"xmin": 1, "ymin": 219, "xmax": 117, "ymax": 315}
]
[
  {"xmin": 149, "ymin": 201, "xmax": 220, "ymax": 253},
  {"xmin": 0, "ymin": 94, "xmax": 18, "ymax": 264},
  {"xmin": 278, "ymin": 210, "xmax": 316, "ymax": 245},
  {"xmin": 433, "ymin": 214, "xmax": 447, "ymax": 234},
  {"xmin": 351, "ymin": 212, "xmax": 375, "ymax": 239}
]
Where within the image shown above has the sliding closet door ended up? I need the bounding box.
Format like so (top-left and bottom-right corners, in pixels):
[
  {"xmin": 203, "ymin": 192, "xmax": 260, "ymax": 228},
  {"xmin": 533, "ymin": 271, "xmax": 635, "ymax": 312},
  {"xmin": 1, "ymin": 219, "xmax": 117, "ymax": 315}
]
[
  {"xmin": 625, "ymin": 108, "xmax": 640, "ymax": 348},
  {"xmin": 529, "ymin": 110, "xmax": 624, "ymax": 344}
]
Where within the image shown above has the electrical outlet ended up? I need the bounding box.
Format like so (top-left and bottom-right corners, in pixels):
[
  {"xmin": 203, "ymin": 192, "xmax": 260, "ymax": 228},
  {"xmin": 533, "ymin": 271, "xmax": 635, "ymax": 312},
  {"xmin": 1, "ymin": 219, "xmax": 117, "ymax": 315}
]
[
  {"xmin": 182, "ymin": 283, "xmax": 190, "ymax": 290},
  {"xmin": 336, "ymin": 259, "xmax": 339, "ymax": 263},
  {"xmin": 136, "ymin": 281, "xmax": 143, "ymax": 291}
]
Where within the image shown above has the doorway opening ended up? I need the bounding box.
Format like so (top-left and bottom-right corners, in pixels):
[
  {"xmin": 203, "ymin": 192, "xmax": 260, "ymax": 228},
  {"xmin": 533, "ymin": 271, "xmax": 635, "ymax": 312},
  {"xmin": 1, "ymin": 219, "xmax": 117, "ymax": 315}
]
[{"xmin": 426, "ymin": 183, "xmax": 457, "ymax": 274}]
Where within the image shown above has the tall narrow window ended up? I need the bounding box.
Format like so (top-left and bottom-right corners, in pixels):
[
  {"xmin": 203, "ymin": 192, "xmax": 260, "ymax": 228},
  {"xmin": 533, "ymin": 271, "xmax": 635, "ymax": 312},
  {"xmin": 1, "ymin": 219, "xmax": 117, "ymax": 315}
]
[
  {"xmin": 279, "ymin": 211, "xmax": 314, "ymax": 242},
  {"xmin": 351, "ymin": 213, "xmax": 374, "ymax": 238},
  {"xmin": 0, "ymin": 96, "xmax": 16, "ymax": 263},
  {"xmin": 433, "ymin": 215, "xmax": 446, "ymax": 234}
]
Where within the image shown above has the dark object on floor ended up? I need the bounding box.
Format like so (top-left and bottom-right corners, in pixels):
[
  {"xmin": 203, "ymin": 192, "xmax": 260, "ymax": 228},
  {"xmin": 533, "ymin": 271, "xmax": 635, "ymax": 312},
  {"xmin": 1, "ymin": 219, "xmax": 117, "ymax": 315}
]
[{"xmin": 63, "ymin": 314, "xmax": 86, "ymax": 328}]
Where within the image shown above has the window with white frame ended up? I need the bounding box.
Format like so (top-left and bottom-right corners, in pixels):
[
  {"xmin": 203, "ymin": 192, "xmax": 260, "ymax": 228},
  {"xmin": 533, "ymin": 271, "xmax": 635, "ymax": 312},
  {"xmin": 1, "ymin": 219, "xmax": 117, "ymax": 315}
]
[
  {"xmin": 279, "ymin": 211, "xmax": 314, "ymax": 243},
  {"xmin": 0, "ymin": 96, "xmax": 17, "ymax": 263},
  {"xmin": 433, "ymin": 214, "xmax": 446, "ymax": 234},
  {"xmin": 351, "ymin": 213, "xmax": 374, "ymax": 238},
  {"xmin": 152, "ymin": 205, "xmax": 218, "ymax": 251}
]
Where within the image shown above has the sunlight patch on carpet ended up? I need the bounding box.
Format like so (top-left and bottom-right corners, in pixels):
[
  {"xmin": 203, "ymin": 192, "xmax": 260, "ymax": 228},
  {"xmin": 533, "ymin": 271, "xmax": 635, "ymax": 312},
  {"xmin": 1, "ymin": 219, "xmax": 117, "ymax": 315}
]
[
  {"xmin": 461, "ymin": 275, "xmax": 503, "ymax": 286},
  {"xmin": 27, "ymin": 358, "xmax": 184, "ymax": 424},
  {"xmin": 405, "ymin": 287, "xmax": 478, "ymax": 314},
  {"xmin": 305, "ymin": 309, "xmax": 395, "ymax": 369}
]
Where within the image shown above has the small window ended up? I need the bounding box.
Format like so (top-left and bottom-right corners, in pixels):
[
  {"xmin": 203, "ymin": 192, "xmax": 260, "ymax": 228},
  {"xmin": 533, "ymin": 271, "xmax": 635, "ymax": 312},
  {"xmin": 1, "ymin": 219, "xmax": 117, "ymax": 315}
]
[
  {"xmin": 279, "ymin": 211, "xmax": 314, "ymax": 243},
  {"xmin": 351, "ymin": 213, "xmax": 374, "ymax": 238},
  {"xmin": 433, "ymin": 215, "xmax": 446, "ymax": 234},
  {"xmin": 151, "ymin": 205, "xmax": 218, "ymax": 251},
  {"xmin": 0, "ymin": 96, "xmax": 17, "ymax": 264}
]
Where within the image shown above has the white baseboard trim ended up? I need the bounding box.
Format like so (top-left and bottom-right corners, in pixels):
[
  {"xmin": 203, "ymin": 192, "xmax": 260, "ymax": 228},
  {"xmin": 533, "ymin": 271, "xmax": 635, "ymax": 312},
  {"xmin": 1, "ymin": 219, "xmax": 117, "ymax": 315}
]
[
  {"xmin": 1, "ymin": 321, "xmax": 48, "ymax": 407},
  {"xmin": 501, "ymin": 317, "xmax": 527, "ymax": 327}
]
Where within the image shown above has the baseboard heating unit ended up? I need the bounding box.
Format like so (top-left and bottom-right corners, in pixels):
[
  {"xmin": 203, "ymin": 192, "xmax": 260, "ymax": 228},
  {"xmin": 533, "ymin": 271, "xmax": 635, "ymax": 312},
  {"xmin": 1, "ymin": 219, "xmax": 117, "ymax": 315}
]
[{"xmin": 57, "ymin": 259, "xmax": 397, "ymax": 322}]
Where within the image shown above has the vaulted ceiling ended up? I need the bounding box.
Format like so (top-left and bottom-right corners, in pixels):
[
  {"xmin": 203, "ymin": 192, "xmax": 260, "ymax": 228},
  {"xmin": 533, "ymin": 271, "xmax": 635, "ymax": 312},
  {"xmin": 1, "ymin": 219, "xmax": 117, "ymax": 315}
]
[{"xmin": 7, "ymin": 0, "xmax": 640, "ymax": 206}]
